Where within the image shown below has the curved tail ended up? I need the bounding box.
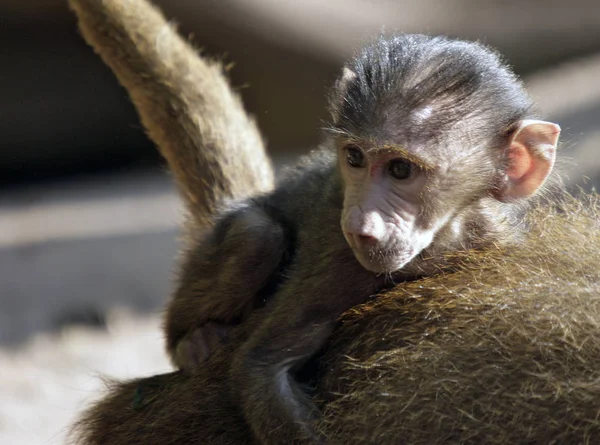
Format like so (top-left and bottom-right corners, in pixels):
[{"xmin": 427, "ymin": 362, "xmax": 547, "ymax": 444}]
[{"xmin": 69, "ymin": 0, "xmax": 275, "ymax": 227}]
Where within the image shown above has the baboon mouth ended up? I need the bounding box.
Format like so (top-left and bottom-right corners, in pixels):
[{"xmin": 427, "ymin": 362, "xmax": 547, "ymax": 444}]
[{"xmin": 353, "ymin": 249, "xmax": 413, "ymax": 273}]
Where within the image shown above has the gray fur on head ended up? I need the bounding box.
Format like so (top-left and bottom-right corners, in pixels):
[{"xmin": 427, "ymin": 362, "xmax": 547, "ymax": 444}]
[{"xmin": 330, "ymin": 35, "xmax": 532, "ymax": 147}]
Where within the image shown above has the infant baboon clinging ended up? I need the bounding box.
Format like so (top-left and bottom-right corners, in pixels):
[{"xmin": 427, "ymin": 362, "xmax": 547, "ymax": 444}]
[
  {"xmin": 66, "ymin": 1, "xmax": 599, "ymax": 445},
  {"xmin": 164, "ymin": 34, "xmax": 559, "ymax": 445},
  {"xmin": 72, "ymin": 195, "xmax": 600, "ymax": 445}
]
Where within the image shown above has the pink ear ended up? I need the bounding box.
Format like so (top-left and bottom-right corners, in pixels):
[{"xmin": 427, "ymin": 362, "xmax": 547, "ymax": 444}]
[{"xmin": 497, "ymin": 119, "xmax": 560, "ymax": 201}]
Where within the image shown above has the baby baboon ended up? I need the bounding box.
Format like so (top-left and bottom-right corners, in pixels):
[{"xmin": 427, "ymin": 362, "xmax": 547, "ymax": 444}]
[
  {"xmin": 71, "ymin": 195, "xmax": 600, "ymax": 445},
  {"xmin": 167, "ymin": 35, "xmax": 559, "ymax": 445},
  {"xmin": 66, "ymin": 1, "xmax": 599, "ymax": 445}
]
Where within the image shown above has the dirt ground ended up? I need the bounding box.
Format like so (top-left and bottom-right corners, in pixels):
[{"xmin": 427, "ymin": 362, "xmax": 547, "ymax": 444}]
[{"xmin": 0, "ymin": 310, "xmax": 171, "ymax": 444}]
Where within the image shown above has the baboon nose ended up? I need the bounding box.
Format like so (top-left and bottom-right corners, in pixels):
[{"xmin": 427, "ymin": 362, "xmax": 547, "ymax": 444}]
[
  {"xmin": 345, "ymin": 208, "xmax": 385, "ymax": 249},
  {"xmin": 354, "ymin": 234, "xmax": 379, "ymax": 249}
]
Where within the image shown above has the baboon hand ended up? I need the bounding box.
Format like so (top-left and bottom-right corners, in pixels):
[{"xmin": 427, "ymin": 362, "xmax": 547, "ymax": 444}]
[{"xmin": 174, "ymin": 322, "xmax": 232, "ymax": 371}]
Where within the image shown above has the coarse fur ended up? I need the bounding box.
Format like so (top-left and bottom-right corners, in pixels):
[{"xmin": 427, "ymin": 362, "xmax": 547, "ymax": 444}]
[
  {"xmin": 71, "ymin": 193, "xmax": 600, "ymax": 445},
  {"xmin": 330, "ymin": 35, "xmax": 530, "ymax": 144},
  {"xmin": 68, "ymin": 0, "xmax": 274, "ymax": 230},
  {"xmin": 67, "ymin": 0, "xmax": 583, "ymax": 444},
  {"xmin": 160, "ymin": 27, "xmax": 560, "ymax": 388}
]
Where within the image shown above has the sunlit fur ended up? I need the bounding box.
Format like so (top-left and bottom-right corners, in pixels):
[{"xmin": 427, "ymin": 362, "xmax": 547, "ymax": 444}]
[
  {"xmin": 68, "ymin": 0, "xmax": 571, "ymax": 443},
  {"xmin": 329, "ymin": 34, "xmax": 531, "ymax": 145},
  {"xmin": 71, "ymin": 194, "xmax": 600, "ymax": 445},
  {"xmin": 319, "ymin": 193, "xmax": 600, "ymax": 444}
]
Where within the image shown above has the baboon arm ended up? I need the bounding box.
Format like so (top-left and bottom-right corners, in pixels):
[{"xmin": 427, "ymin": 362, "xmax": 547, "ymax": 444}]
[
  {"xmin": 165, "ymin": 206, "xmax": 288, "ymax": 368},
  {"xmin": 232, "ymin": 305, "xmax": 334, "ymax": 444},
  {"xmin": 68, "ymin": 0, "xmax": 274, "ymax": 226},
  {"xmin": 229, "ymin": 257, "xmax": 377, "ymax": 445}
]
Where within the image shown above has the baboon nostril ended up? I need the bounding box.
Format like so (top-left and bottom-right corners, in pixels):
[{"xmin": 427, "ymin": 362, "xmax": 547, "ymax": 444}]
[{"xmin": 356, "ymin": 234, "xmax": 379, "ymax": 248}]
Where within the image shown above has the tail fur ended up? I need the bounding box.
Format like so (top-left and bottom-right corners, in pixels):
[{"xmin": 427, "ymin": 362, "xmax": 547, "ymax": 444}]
[{"xmin": 69, "ymin": 0, "xmax": 275, "ymax": 227}]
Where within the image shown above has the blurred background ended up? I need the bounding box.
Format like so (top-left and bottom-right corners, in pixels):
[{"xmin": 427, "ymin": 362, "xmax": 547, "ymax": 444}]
[{"xmin": 2, "ymin": 0, "xmax": 600, "ymax": 443}]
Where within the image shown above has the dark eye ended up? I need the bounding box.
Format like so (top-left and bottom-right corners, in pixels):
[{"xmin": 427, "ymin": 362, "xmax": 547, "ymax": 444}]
[
  {"xmin": 345, "ymin": 145, "xmax": 365, "ymax": 168},
  {"xmin": 389, "ymin": 159, "xmax": 413, "ymax": 180}
]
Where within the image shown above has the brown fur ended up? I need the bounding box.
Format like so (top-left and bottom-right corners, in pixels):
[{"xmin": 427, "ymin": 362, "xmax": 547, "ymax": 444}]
[
  {"xmin": 71, "ymin": 193, "xmax": 600, "ymax": 444},
  {"xmin": 319, "ymin": 193, "xmax": 600, "ymax": 444},
  {"xmin": 68, "ymin": 0, "xmax": 600, "ymax": 443},
  {"xmin": 68, "ymin": 0, "xmax": 274, "ymax": 228}
]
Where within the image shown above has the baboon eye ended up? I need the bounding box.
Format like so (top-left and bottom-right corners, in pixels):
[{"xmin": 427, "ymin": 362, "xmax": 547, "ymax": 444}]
[
  {"xmin": 345, "ymin": 145, "xmax": 365, "ymax": 168},
  {"xmin": 389, "ymin": 159, "xmax": 413, "ymax": 180}
]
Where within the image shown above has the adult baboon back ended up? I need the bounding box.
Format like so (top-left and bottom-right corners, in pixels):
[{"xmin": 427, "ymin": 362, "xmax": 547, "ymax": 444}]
[{"xmin": 72, "ymin": 195, "xmax": 600, "ymax": 445}]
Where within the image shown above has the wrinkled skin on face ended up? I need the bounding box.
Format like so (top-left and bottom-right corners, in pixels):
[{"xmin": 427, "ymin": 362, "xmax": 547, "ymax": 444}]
[
  {"xmin": 338, "ymin": 118, "xmax": 560, "ymax": 274},
  {"xmin": 339, "ymin": 143, "xmax": 435, "ymax": 273}
]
